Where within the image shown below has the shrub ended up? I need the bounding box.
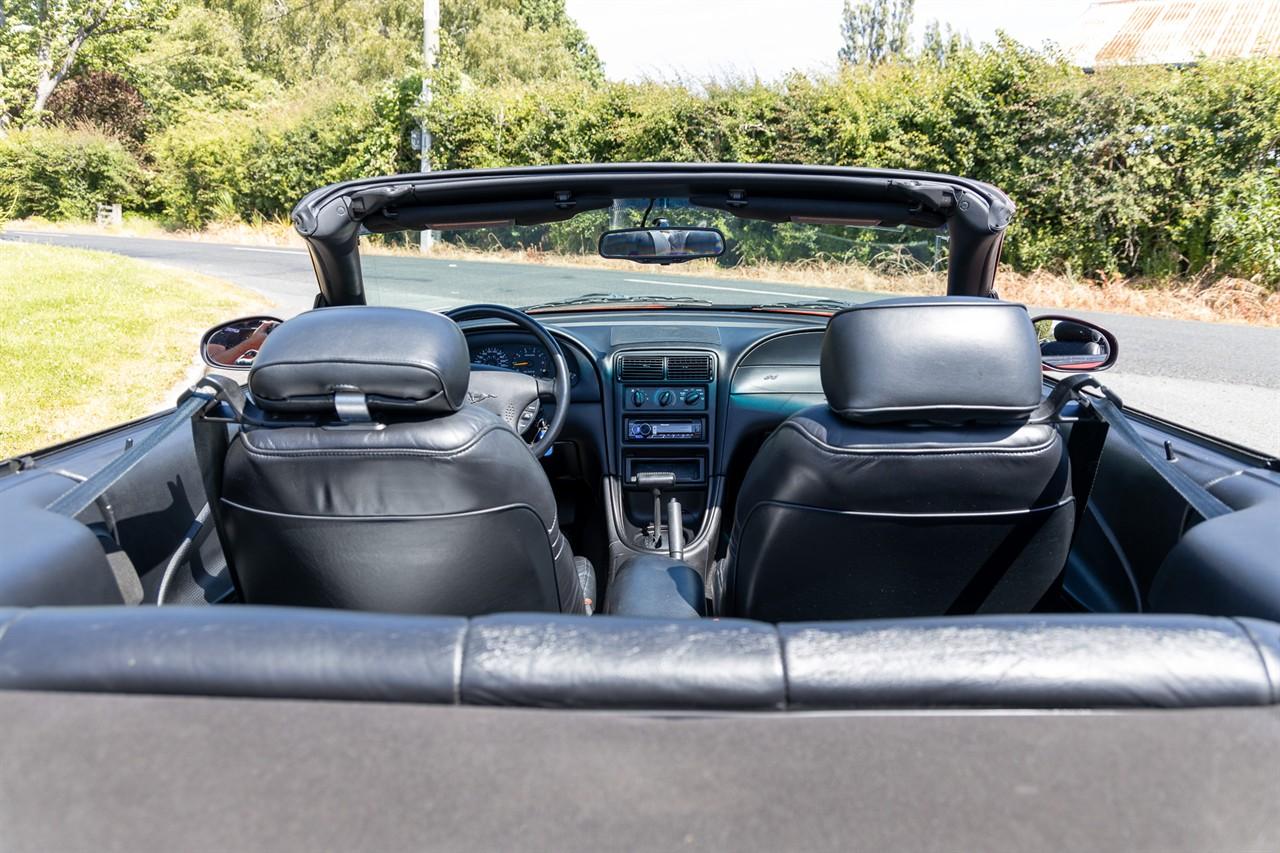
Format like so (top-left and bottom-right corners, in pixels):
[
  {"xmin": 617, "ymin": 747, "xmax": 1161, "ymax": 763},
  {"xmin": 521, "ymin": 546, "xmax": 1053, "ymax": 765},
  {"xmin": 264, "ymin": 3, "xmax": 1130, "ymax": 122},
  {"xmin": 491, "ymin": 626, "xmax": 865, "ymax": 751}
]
[
  {"xmin": 1212, "ymin": 169, "xmax": 1280, "ymax": 285},
  {"xmin": 0, "ymin": 126, "xmax": 145, "ymax": 221},
  {"xmin": 152, "ymin": 79, "xmax": 419, "ymax": 226},
  {"xmin": 44, "ymin": 71, "xmax": 150, "ymax": 149},
  {"xmin": 143, "ymin": 44, "xmax": 1280, "ymax": 287}
]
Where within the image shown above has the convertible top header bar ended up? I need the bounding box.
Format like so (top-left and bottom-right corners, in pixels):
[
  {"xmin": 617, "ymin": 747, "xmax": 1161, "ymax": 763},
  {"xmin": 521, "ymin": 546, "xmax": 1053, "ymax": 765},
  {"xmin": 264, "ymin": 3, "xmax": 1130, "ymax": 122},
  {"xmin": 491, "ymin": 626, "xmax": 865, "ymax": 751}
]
[{"xmin": 290, "ymin": 163, "xmax": 1016, "ymax": 305}]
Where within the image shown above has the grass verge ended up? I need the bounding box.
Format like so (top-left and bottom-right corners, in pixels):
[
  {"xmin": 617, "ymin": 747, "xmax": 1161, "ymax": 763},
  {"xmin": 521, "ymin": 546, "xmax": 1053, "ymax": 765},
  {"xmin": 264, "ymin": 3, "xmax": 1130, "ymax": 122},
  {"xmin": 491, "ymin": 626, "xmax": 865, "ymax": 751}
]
[{"xmin": 0, "ymin": 242, "xmax": 268, "ymax": 458}]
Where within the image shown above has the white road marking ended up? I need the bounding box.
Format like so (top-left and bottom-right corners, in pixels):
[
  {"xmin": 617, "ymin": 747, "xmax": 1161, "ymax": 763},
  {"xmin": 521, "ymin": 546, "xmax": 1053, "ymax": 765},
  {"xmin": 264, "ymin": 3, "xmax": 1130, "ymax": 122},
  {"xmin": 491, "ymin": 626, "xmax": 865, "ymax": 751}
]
[
  {"xmin": 623, "ymin": 277, "xmax": 809, "ymax": 299},
  {"xmin": 229, "ymin": 246, "xmax": 307, "ymax": 255}
]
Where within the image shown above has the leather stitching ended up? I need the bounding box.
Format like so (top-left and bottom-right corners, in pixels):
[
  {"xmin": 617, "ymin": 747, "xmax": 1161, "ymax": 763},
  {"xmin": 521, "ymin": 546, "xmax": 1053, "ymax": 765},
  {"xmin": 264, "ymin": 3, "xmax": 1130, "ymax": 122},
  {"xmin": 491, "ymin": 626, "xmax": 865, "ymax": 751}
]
[
  {"xmin": 1231, "ymin": 616, "xmax": 1280, "ymax": 704},
  {"xmin": 237, "ymin": 422, "xmax": 509, "ymax": 459},
  {"xmin": 782, "ymin": 419, "xmax": 1060, "ymax": 458}
]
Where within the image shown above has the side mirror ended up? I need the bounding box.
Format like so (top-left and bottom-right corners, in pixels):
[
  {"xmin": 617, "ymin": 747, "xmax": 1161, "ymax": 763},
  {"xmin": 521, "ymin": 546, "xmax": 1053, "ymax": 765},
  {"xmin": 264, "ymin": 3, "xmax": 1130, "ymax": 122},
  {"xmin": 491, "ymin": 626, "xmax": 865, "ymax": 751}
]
[
  {"xmin": 598, "ymin": 227, "xmax": 725, "ymax": 264},
  {"xmin": 200, "ymin": 316, "xmax": 283, "ymax": 369},
  {"xmin": 1030, "ymin": 315, "xmax": 1118, "ymax": 372}
]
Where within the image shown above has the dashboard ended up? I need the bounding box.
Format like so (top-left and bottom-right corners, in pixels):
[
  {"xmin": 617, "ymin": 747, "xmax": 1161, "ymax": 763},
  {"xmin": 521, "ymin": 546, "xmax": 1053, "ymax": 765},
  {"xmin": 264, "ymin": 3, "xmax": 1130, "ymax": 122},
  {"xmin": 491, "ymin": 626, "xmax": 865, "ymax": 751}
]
[{"xmin": 458, "ymin": 310, "xmax": 828, "ymax": 575}]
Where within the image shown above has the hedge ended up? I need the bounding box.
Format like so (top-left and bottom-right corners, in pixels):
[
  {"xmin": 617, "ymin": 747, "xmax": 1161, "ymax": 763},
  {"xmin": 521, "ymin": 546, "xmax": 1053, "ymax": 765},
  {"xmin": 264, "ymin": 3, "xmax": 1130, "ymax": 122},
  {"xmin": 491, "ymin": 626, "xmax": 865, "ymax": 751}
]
[
  {"xmin": 5, "ymin": 42, "xmax": 1278, "ymax": 286},
  {"xmin": 0, "ymin": 126, "xmax": 145, "ymax": 220},
  {"xmin": 152, "ymin": 79, "xmax": 419, "ymax": 227},
  {"xmin": 425, "ymin": 49, "xmax": 1280, "ymax": 286}
]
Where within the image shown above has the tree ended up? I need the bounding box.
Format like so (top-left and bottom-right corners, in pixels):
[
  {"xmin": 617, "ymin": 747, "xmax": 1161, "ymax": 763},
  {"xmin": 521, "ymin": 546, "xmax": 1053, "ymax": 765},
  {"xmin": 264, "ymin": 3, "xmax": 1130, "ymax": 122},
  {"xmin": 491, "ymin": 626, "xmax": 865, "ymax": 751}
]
[
  {"xmin": 838, "ymin": 0, "xmax": 914, "ymax": 66},
  {"xmin": 921, "ymin": 19, "xmax": 970, "ymax": 66},
  {"xmin": 441, "ymin": 0, "xmax": 603, "ymax": 86},
  {"xmin": 1, "ymin": 0, "xmax": 169, "ymax": 125}
]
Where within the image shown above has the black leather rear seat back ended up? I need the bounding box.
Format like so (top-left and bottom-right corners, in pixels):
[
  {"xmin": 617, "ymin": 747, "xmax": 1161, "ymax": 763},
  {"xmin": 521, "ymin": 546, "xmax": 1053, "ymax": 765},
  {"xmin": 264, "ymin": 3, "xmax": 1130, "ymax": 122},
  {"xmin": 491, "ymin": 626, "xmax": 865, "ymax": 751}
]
[
  {"xmin": 463, "ymin": 613, "xmax": 783, "ymax": 710},
  {"xmin": 1, "ymin": 607, "xmax": 1277, "ymax": 710},
  {"xmin": 781, "ymin": 615, "xmax": 1280, "ymax": 709},
  {"xmin": 720, "ymin": 296, "xmax": 1074, "ymax": 622},
  {"xmin": 0, "ymin": 606, "xmax": 466, "ymax": 703}
]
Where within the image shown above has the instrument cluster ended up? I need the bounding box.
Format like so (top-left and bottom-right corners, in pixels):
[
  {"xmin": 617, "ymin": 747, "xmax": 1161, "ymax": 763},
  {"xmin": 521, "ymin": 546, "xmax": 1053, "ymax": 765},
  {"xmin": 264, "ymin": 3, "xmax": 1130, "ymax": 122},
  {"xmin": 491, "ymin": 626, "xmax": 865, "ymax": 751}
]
[{"xmin": 468, "ymin": 338, "xmax": 580, "ymax": 386}]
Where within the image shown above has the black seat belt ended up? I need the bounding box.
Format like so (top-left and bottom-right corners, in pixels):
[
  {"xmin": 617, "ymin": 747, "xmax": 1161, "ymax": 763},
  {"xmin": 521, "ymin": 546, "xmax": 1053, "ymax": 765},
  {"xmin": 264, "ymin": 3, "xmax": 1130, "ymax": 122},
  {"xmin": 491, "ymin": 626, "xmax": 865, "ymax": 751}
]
[
  {"xmin": 1038, "ymin": 374, "xmax": 1231, "ymax": 523},
  {"xmin": 45, "ymin": 375, "xmax": 244, "ymax": 604}
]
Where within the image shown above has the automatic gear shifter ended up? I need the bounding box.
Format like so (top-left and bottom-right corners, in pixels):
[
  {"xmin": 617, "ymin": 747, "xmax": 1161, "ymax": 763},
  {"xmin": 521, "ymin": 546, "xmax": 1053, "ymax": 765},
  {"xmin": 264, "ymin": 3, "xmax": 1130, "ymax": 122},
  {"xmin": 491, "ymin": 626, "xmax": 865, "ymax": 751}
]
[{"xmin": 633, "ymin": 471, "xmax": 677, "ymax": 551}]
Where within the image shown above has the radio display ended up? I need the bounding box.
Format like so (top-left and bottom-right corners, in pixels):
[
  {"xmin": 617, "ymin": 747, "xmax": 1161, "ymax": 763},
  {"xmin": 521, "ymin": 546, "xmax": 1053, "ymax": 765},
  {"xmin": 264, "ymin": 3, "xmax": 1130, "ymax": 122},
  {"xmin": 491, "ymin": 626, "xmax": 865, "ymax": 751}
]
[{"xmin": 626, "ymin": 419, "xmax": 705, "ymax": 441}]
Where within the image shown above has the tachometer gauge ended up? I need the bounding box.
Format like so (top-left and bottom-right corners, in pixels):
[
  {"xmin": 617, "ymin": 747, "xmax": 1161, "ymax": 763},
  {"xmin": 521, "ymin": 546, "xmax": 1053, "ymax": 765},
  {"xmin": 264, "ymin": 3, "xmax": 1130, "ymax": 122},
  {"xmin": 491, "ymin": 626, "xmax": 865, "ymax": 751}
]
[
  {"xmin": 511, "ymin": 345, "xmax": 550, "ymax": 376},
  {"xmin": 473, "ymin": 346, "xmax": 510, "ymax": 368}
]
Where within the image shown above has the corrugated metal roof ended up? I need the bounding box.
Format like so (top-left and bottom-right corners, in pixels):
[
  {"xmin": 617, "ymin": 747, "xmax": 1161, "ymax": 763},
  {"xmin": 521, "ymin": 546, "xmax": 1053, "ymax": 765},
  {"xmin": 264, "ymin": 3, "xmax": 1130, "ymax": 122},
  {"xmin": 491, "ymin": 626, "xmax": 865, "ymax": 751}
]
[{"xmin": 1069, "ymin": 0, "xmax": 1280, "ymax": 66}]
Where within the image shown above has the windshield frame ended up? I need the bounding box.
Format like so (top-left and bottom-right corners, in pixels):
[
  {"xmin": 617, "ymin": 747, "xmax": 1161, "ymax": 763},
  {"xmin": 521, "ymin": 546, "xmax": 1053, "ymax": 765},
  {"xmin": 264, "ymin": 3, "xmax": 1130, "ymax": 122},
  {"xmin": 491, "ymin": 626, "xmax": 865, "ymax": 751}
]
[{"xmin": 292, "ymin": 163, "xmax": 1013, "ymax": 308}]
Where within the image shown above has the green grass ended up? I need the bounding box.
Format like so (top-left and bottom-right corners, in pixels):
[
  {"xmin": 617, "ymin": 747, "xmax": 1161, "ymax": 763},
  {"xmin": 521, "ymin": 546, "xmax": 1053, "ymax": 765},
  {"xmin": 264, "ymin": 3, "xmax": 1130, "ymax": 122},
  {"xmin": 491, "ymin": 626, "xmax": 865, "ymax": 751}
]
[{"xmin": 0, "ymin": 242, "xmax": 267, "ymax": 458}]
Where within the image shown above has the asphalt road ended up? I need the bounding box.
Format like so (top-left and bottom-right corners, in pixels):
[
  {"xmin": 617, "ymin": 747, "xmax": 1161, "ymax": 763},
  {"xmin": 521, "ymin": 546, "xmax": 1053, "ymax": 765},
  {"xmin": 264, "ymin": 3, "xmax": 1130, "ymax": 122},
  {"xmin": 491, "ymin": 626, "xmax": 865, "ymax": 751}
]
[{"xmin": 4, "ymin": 229, "xmax": 1278, "ymax": 454}]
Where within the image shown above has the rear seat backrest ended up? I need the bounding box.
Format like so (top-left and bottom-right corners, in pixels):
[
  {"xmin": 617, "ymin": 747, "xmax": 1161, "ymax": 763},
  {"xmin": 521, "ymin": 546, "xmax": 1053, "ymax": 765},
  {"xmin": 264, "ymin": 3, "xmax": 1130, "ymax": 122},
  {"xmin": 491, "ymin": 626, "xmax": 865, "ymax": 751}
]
[{"xmin": 0, "ymin": 607, "xmax": 1276, "ymax": 710}]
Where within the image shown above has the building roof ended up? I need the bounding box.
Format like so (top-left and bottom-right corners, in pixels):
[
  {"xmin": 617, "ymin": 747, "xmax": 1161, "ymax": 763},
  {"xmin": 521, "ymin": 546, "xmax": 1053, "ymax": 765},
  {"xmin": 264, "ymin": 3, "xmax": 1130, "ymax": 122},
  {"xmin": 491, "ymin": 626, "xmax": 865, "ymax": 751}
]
[{"xmin": 1068, "ymin": 0, "xmax": 1280, "ymax": 67}]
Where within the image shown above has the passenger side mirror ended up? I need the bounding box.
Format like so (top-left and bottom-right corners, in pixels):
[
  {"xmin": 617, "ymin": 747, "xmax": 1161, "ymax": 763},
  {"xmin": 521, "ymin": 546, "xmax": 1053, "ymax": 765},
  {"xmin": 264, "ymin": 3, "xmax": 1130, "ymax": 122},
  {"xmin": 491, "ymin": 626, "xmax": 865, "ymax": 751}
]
[
  {"xmin": 200, "ymin": 316, "xmax": 283, "ymax": 369},
  {"xmin": 1030, "ymin": 315, "xmax": 1117, "ymax": 372},
  {"xmin": 598, "ymin": 227, "xmax": 725, "ymax": 264}
]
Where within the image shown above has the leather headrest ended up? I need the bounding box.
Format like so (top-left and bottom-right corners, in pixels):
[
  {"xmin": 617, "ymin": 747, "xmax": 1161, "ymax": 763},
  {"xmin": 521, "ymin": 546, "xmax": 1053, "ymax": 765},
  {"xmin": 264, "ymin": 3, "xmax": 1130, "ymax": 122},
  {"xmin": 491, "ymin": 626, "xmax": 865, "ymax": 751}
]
[
  {"xmin": 249, "ymin": 306, "xmax": 470, "ymax": 415},
  {"xmin": 1053, "ymin": 320, "xmax": 1102, "ymax": 343},
  {"xmin": 820, "ymin": 296, "xmax": 1042, "ymax": 425}
]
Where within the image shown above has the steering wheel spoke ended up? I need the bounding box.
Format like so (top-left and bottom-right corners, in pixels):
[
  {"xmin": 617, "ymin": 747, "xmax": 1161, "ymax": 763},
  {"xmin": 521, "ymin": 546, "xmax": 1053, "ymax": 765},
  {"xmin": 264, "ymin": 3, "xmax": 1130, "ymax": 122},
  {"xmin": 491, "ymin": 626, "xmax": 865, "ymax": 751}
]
[{"xmin": 445, "ymin": 304, "xmax": 570, "ymax": 458}]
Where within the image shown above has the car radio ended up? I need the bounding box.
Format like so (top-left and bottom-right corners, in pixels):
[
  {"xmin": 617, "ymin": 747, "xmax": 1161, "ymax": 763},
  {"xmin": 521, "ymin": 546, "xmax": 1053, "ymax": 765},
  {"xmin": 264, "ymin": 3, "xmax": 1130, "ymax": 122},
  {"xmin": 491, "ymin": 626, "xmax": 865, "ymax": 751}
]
[{"xmin": 625, "ymin": 418, "xmax": 705, "ymax": 441}]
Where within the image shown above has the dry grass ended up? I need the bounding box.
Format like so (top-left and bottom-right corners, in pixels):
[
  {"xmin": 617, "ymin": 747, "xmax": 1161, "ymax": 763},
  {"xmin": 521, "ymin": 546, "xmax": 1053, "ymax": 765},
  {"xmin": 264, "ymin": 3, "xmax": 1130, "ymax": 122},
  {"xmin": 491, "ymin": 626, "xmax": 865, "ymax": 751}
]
[
  {"xmin": 995, "ymin": 270, "xmax": 1280, "ymax": 326},
  {"xmin": 7, "ymin": 218, "xmax": 1277, "ymax": 326}
]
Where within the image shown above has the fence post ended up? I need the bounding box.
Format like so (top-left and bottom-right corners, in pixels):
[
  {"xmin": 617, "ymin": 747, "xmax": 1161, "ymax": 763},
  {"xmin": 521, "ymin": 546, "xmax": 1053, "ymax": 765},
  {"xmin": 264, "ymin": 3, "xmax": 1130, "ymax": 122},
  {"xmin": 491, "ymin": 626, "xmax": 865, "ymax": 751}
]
[{"xmin": 96, "ymin": 204, "xmax": 122, "ymax": 228}]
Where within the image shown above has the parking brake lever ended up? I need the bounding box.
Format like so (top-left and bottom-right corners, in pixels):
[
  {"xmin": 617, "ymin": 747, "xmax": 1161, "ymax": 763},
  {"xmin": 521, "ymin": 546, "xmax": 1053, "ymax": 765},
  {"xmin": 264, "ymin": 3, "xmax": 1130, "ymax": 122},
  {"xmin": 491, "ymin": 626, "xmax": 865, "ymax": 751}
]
[{"xmin": 667, "ymin": 496, "xmax": 685, "ymax": 561}]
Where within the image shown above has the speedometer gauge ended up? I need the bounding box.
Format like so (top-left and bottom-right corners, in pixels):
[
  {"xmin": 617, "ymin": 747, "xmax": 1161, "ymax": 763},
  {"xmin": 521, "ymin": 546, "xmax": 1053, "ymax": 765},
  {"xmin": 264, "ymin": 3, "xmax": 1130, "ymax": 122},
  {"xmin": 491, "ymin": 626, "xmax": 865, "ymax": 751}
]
[
  {"xmin": 473, "ymin": 346, "xmax": 510, "ymax": 368},
  {"xmin": 511, "ymin": 345, "xmax": 550, "ymax": 377}
]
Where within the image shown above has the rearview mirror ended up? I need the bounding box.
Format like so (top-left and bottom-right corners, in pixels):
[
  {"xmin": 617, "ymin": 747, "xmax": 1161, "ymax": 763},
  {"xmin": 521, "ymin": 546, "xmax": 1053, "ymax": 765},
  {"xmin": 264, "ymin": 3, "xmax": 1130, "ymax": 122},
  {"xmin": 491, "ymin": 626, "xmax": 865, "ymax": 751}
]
[
  {"xmin": 598, "ymin": 227, "xmax": 725, "ymax": 264},
  {"xmin": 1030, "ymin": 315, "xmax": 1117, "ymax": 372},
  {"xmin": 200, "ymin": 316, "xmax": 283, "ymax": 369}
]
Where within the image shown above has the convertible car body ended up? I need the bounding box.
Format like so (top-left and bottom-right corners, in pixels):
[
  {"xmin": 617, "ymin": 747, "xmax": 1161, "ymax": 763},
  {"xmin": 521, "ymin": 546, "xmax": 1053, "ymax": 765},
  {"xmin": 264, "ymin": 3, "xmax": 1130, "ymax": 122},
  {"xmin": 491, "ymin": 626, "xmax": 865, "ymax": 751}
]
[{"xmin": 2, "ymin": 164, "xmax": 1278, "ymax": 851}]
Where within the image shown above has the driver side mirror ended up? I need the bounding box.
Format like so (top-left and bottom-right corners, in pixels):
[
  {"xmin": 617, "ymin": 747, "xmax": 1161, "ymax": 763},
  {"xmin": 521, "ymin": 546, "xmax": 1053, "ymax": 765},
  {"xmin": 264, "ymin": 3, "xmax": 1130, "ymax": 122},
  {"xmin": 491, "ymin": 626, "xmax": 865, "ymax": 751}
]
[
  {"xmin": 200, "ymin": 316, "xmax": 284, "ymax": 370},
  {"xmin": 1030, "ymin": 315, "xmax": 1118, "ymax": 372}
]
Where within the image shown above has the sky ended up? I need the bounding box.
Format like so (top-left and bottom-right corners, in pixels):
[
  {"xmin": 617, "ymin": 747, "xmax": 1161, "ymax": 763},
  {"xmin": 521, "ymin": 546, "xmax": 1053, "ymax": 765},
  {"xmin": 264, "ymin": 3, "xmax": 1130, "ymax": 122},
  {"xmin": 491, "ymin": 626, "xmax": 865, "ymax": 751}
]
[{"xmin": 564, "ymin": 0, "xmax": 1095, "ymax": 82}]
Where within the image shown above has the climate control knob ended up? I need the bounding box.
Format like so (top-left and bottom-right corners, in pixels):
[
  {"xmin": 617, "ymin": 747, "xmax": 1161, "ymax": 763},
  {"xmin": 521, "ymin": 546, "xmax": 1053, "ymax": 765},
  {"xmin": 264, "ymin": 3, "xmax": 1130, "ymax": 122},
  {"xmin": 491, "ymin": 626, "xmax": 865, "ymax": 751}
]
[
  {"xmin": 682, "ymin": 389, "xmax": 703, "ymax": 405},
  {"xmin": 656, "ymin": 390, "xmax": 675, "ymax": 407},
  {"xmin": 631, "ymin": 388, "xmax": 647, "ymax": 406}
]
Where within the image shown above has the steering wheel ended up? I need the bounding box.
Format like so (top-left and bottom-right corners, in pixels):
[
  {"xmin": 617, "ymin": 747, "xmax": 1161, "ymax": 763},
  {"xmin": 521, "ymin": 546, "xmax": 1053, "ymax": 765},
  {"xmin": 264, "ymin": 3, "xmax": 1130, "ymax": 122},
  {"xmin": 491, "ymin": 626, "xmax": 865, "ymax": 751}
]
[{"xmin": 444, "ymin": 304, "xmax": 570, "ymax": 458}]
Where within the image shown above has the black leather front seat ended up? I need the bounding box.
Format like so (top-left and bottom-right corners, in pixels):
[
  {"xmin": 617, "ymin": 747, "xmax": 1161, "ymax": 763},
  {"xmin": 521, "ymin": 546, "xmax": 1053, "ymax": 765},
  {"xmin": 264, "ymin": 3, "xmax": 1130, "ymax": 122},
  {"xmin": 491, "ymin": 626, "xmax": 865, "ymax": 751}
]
[
  {"xmin": 213, "ymin": 307, "xmax": 591, "ymax": 616},
  {"xmin": 716, "ymin": 297, "xmax": 1073, "ymax": 622}
]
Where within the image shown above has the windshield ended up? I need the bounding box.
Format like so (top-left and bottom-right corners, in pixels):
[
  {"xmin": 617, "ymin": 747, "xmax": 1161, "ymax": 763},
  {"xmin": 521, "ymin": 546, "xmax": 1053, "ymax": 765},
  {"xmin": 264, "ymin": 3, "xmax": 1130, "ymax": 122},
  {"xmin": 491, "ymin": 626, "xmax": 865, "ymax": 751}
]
[{"xmin": 359, "ymin": 198, "xmax": 947, "ymax": 312}]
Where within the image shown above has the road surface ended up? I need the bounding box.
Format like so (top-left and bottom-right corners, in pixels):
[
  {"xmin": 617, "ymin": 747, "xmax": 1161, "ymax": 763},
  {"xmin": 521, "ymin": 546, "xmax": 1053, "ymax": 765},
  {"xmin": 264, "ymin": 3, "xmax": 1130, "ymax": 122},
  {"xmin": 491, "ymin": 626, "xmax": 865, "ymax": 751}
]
[{"xmin": 4, "ymin": 229, "xmax": 1277, "ymax": 454}]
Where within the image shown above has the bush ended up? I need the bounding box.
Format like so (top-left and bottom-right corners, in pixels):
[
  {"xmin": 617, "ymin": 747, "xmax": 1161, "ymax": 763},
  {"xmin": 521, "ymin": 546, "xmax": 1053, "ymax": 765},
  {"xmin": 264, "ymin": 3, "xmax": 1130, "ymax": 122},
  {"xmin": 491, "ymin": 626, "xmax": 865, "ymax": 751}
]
[
  {"xmin": 145, "ymin": 44, "xmax": 1280, "ymax": 287},
  {"xmin": 44, "ymin": 71, "xmax": 150, "ymax": 149},
  {"xmin": 1212, "ymin": 169, "xmax": 1280, "ymax": 285},
  {"xmin": 424, "ymin": 48, "xmax": 1280, "ymax": 287},
  {"xmin": 0, "ymin": 126, "xmax": 145, "ymax": 221},
  {"xmin": 153, "ymin": 80, "xmax": 418, "ymax": 227}
]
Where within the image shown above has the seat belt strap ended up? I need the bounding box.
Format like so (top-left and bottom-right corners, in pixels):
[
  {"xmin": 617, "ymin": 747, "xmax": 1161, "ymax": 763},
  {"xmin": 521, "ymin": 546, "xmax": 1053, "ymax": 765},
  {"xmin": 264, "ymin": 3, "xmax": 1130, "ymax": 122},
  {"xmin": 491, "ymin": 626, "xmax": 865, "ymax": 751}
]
[
  {"xmin": 45, "ymin": 376, "xmax": 243, "ymax": 604},
  {"xmin": 1042, "ymin": 375, "xmax": 1232, "ymax": 522},
  {"xmin": 46, "ymin": 391, "xmax": 212, "ymax": 519},
  {"xmin": 1087, "ymin": 393, "xmax": 1231, "ymax": 520},
  {"xmin": 1064, "ymin": 414, "xmax": 1108, "ymax": 530},
  {"xmin": 189, "ymin": 375, "xmax": 243, "ymax": 595}
]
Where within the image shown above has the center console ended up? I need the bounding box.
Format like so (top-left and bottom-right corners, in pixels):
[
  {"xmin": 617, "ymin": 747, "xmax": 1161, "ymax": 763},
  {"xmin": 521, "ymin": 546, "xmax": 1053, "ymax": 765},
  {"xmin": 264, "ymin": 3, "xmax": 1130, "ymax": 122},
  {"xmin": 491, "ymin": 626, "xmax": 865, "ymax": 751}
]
[{"xmin": 611, "ymin": 350, "xmax": 718, "ymax": 561}]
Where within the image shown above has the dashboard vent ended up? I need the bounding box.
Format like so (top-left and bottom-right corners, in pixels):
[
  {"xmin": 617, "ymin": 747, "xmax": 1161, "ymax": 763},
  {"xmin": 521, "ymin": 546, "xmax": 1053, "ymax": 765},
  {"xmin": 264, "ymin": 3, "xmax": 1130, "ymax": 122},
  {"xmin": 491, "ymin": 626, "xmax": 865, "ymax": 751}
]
[
  {"xmin": 617, "ymin": 354, "xmax": 665, "ymax": 381},
  {"xmin": 666, "ymin": 354, "xmax": 714, "ymax": 382}
]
